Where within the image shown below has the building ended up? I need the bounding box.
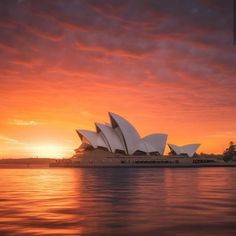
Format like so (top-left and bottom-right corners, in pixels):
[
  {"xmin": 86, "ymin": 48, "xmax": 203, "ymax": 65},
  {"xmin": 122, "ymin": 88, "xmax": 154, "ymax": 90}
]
[
  {"xmin": 168, "ymin": 144, "xmax": 201, "ymax": 157},
  {"xmin": 51, "ymin": 113, "xmax": 235, "ymax": 167},
  {"xmin": 75, "ymin": 112, "xmax": 201, "ymax": 158},
  {"xmin": 76, "ymin": 112, "xmax": 168, "ymax": 156}
]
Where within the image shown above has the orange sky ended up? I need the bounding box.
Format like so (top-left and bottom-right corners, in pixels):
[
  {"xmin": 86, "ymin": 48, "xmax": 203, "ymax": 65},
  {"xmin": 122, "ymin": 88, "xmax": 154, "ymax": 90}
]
[{"xmin": 0, "ymin": 0, "xmax": 236, "ymax": 158}]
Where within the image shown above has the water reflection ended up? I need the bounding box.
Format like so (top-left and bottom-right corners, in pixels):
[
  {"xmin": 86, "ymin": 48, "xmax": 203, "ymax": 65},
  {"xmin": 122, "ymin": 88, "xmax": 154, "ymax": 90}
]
[{"xmin": 0, "ymin": 168, "xmax": 236, "ymax": 235}]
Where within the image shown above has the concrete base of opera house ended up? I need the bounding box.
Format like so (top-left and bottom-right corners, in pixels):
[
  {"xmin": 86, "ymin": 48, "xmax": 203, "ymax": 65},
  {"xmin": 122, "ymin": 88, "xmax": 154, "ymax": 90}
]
[{"xmin": 50, "ymin": 149, "xmax": 236, "ymax": 168}]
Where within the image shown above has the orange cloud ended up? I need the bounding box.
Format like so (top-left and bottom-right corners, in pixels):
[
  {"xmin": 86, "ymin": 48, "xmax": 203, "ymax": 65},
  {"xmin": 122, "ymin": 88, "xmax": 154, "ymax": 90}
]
[
  {"xmin": 10, "ymin": 119, "xmax": 40, "ymax": 126},
  {"xmin": 0, "ymin": 0, "xmax": 235, "ymax": 158}
]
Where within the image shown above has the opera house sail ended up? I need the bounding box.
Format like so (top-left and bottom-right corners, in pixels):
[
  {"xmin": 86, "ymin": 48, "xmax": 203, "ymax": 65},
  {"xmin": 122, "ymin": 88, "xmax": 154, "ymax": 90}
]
[
  {"xmin": 168, "ymin": 144, "xmax": 201, "ymax": 157},
  {"xmin": 76, "ymin": 112, "xmax": 168, "ymax": 156}
]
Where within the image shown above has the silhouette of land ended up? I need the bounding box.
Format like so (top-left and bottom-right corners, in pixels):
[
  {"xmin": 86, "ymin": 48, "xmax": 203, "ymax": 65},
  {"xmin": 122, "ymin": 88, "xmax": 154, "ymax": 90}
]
[{"xmin": 0, "ymin": 158, "xmax": 54, "ymax": 168}]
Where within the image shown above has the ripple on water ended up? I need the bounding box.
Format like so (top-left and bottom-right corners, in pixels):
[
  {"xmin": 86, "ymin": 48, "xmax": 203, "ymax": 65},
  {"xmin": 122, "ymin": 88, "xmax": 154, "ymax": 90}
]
[{"xmin": 0, "ymin": 168, "xmax": 236, "ymax": 235}]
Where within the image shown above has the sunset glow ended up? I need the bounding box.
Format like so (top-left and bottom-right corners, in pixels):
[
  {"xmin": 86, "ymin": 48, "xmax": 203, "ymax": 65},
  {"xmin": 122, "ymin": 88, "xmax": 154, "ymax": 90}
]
[
  {"xmin": 0, "ymin": 0, "xmax": 236, "ymax": 158},
  {"xmin": 27, "ymin": 144, "xmax": 70, "ymax": 158}
]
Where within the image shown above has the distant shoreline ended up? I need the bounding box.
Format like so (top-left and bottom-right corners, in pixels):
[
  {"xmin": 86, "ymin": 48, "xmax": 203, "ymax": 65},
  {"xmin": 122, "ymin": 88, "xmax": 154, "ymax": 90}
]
[
  {"xmin": 50, "ymin": 162, "xmax": 236, "ymax": 168},
  {"xmin": 0, "ymin": 158, "xmax": 54, "ymax": 168}
]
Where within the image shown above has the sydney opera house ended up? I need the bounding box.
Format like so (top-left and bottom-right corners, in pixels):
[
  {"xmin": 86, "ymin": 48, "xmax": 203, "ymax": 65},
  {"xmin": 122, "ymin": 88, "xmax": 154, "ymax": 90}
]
[
  {"xmin": 50, "ymin": 112, "xmax": 236, "ymax": 167},
  {"xmin": 75, "ymin": 112, "xmax": 200, "ymax": 158}
]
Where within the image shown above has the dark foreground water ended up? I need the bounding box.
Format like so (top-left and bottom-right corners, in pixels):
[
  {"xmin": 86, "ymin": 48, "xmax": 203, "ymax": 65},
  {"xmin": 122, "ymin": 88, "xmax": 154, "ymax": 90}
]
[{"xmin": 0, "ymin": 168, "xmax": 236, "ymax": 236}]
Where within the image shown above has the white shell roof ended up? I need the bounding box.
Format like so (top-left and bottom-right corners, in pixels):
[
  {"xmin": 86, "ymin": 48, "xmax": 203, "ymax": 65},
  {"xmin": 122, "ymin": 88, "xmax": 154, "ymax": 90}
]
[
  {"xmin": 75, "ymin": 112, "xmax": 203, "ymax": 157},
  {"xmin": 76, "ymin": 129, "xmax": 109, "ymax": 149},
  {"xmin": 143, "ymin": 134, "xmax": 168, "ymax": 155},
  {"xmin": 95, "ymin": 123, "xmax": 126, "ymax": 153},
  {"xmin": 168, "ymin": 143, "xmax": 200, "ymax": 157},
  {"xmin": 109, "ymin": 112, "xmax": 141, "ymax": 155},
  {"xmin": 137, "ymin": 140, "xmax": 157, "ymax": 153}
]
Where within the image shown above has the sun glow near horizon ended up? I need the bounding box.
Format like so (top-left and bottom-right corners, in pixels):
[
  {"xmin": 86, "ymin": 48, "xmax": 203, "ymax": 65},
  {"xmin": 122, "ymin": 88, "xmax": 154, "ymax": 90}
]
[{"xmin": 26, "ymin": 143, "xmax": 73, "ymax": 158}]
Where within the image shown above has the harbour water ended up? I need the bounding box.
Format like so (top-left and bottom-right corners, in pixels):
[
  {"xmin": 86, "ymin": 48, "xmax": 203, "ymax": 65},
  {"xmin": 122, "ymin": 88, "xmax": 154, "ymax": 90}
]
[{"xmin": 0, "ymin": 167, "xmax": 236, "ymax": 235}]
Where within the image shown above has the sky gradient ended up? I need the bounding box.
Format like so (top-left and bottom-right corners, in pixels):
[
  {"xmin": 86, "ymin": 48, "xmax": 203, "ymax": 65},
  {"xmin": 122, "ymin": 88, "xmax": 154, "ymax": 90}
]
[{"xmin": 0, "ymin": 0, "xmax": 236, "ymax": 158}]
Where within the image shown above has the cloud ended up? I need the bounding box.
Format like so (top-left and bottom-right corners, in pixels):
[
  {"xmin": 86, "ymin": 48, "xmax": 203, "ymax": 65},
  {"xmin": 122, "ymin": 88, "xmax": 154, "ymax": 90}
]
[
  {"xmin": 10, "ymin": 119, "xmax": 40, "ymax": 126},
  {"xmin": 0, "ymin": 0, "xmax": 236, "ymax": 156},
  {"xmin": 208, "ymin": 131, "xmax": 236, "ymax": 138},
  {"xmin": 0, "ymin": 135, "xmax": 23, "ymax": 145},
  {"xmin": 74, "ymin": 34, "xmax": 155, "ymax": 59}
]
